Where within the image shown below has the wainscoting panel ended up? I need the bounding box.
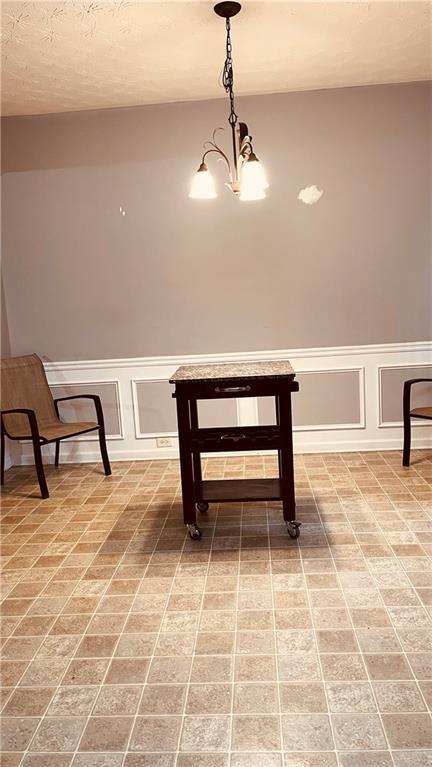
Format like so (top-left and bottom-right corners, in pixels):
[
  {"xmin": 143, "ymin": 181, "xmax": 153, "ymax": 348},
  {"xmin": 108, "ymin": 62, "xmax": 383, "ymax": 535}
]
[
  {"xmin": 379, "ymin": 364, "xmax": 432, "ymax": 427},
  {"xmin": 13, "ymin": 341, "xmax": 432, "ymax": 465},
  {"xmin": 198, "ymin": 398, "xmax": 238, "ymax": 429},
  {"xmin": 133, "ymin": 380, "xmax": 177, "ymax": 437},
  {"xmin": 50, "ymin": 381, "xmax": 122, "ymax": 438},
  {"xmin": 258, "ymin": 369, "xmax": 363, "ymax": 430}
]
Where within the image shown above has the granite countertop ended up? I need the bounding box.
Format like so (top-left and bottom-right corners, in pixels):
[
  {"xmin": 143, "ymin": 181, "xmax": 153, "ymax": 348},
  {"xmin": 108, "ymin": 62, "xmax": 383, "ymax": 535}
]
[{"xmin": 170, "ymin": 360, "xmax": 295, "ymax": 384}]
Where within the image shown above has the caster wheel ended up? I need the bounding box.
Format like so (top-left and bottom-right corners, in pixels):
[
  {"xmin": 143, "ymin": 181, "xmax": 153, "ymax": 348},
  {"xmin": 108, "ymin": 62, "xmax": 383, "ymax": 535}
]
[
  {"xmin": 196, "ymin": 502, "xmax": 209, "ymax": 513},
  {"xmin": 287, "ymin": 521, "xmax": 301, "ymax": 539},
  {"xmin": 187, "ymin": 524, "xmax": 202, "ymax": 540}
]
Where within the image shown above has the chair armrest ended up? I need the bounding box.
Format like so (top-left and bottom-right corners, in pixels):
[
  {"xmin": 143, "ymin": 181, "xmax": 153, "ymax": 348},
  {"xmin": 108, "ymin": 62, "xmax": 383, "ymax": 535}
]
[
  {"xmin": 53, "ymin": 394, "xmax": 105, "ymax": 429},
  {"xmin": 403, "ymin": 378, "xmax": 432, "ymax": 418},
  {"xmin": 1, "ymin": 408, "xmax": 41, "ymax": 440}
]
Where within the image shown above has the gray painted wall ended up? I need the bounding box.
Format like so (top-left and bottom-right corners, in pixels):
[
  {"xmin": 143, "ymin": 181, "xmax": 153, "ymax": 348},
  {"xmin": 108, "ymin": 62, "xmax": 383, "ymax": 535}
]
[
  {"xmin": 1, "ymin": 275, "xmax": 11, "ymax": 358},
  {"xmin": 2, "ymin": 82, "xmax": 431, "ymax": 362}
]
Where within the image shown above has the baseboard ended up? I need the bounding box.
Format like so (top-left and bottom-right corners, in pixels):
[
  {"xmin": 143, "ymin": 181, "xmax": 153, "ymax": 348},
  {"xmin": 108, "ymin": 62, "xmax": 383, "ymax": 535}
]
[{"xmin": 15, "ymin": 437, "xmax": 431, "ymax": 466}]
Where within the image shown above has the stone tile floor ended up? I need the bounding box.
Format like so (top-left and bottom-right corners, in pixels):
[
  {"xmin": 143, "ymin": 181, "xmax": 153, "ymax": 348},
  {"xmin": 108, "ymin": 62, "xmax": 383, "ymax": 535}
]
[{"xmin": 0, "ymin": 450, "xmax": 432, "ymax": 767}]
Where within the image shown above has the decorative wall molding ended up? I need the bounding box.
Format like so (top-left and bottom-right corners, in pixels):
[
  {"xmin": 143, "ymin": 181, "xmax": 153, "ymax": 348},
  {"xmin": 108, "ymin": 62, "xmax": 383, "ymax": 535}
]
[
  {"xmin": 43, "ymin": 341, "xmax": 432, "ymax": 373},
  {"xmin": 378, "ymin": 363, "xmax": 432, "ymax": 428},
  {"xmin": 49, "ymin": 379, "xmax": 124, "ymax": 441},
  {"xmin": 13, "ymin": 341, "xmax": 432, "ymax": 466},
  {"xmin": 291, "ymin": 366, "xmax": 365, "ymax": 432},
  {"xmin": 131, "ymin": 378, "xmax": 177, "ymax": 440}
]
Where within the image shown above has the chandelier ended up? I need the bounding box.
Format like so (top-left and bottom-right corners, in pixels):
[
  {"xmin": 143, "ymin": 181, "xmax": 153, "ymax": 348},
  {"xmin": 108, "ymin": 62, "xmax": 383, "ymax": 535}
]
[{"xmin": 190, "ymin": 2, "xmax": 268, "ymax": 201}]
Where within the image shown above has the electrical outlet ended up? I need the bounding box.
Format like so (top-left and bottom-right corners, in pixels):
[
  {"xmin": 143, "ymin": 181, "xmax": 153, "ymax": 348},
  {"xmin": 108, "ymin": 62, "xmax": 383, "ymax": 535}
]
[{"xmin": 156, "ymin": 437, "xmax": 172, "ymax": 448}]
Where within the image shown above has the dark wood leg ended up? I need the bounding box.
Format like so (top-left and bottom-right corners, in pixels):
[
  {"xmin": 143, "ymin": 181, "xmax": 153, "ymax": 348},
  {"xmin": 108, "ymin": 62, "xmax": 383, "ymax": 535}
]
[
  {"xmin": 176, "ymin": 394, "xmax": 197, "ymax": 528},
  {"xmin": 32, "ymin": 438, "xmax": 49, "ymax": 499},
  {"xmin": 98, "ymin": 427, "xmax": 112, "ymax": 476},
  {"xmin": 275, "ymin": 395, "xmax": 282, "ymax": 481},
  {"xmin": 278, "ymin": 392, "xmax": 296, "ymax": 522},
  {"xmin": 54, "ymin": 440, "xmax": 60, "ymax": 467},
  {"xmin": 403, "ymin": 413, "xmax": 411, "ymax": 467},
  {"xmin": 1, "ymin": 423, "xmax": 5, "ymax": 486},
  {"xmin": 189, "ymin": 399, "xmax": 203, "ymax": 486}
]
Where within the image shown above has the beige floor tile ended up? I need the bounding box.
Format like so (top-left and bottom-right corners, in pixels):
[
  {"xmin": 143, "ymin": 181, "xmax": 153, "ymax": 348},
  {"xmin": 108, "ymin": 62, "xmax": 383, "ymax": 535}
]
[
  {"xmin": 73, "ymin": 755, "xmax": 123, "ymax": 767},
  {"xmin": 191, "ymin": 656, "xmax": 233, "ymax": 683},
  {"xmin": 79, "ymin": 716, "xmax": 134, "ymax": 751},
  {"xmin": 277, "ymin": 653, "xmax": 321, "ymax": 682},
  {"xmin": 338, "ymin": 753, "xmax": 393, "ymax": 767},
  {"xmin": 279, "ymin": 682, "xmax": 327, "ymax": 713},
  {"xmin": 19, "ymin": 659, "xmax": 69, "ymax": 687},
  {"xmin": 0, "ymin": 717, "xmax": 40, "ymax": 750},
  {"xmin": 391, "ymin": 752, "xmax": 432, "ymax": 767},
  {"xmin": 177, "ymin": 756, "xmax": 227, "ymax": 767},
  {"xmin": 2, "ymin": 686, "xmax": 55, "ymax": 716},
  {"xmin": 30, "ymin": 717, "xmax": 86, "ymax": 751},
  {"xmin": 75, "ymin": 633, "xmax": 118, "ymax": 657},
  {"xmin": 381, "ymin": 712, "xmax": 432, "ymax": 748},
  {"xmin": 281, "ymin": 714, "xmax": 334, "ymax": 751},
  {"xmin": 406, "ymin": 652, "xmax": 432, "ymax": 679},
  {"xmin": 105, "ymin": 658, "xmax": 150, "ymax": 684},
  {"xmin": 320, "ymin": 654, "xmax": 367, "ymax": 681},
  {"xmin": 180, "ymin": 715, "xmax": 231, "ymax": 752},
  {"xmin": 326, "ymin": 682, "xmax": 376, "ymax": 713},
  {"xmin": 187, "ymin": 683, "xmax": 232, "ymax": 714},
  {"xmin": 331, "ymin": 713, "xmax": 386, "ymax": 750},
  {"xmin": 131, "ymin": 715, "xmax": 182, "ymax": 751},
  {"xmin": 232, "ymin": 755, "xmax": 282, "ymax": 767},
  {"xmin": 373, "ymin": 680, "xmax": 426, "ymax": 711},
  {"xmin": 47, "ymin": 686, "xmax": 98, "ymax": 716},
  {"xmin": 22, "ymin": 755, "xmax": 73, "ymax": 767},
  {"xmin": 283, "ymin": 755, "xmax": 337, "ymax": 767},
  {"xmin": 233, "ymin": 682, "xmax": 278, "ymax": 713},
  {"xmin": 363, "ymin": 653, "xmax": 413, "ymax": 680},
  {"xmin": 232, "ymin": 714, "xmax": 281, "ymax": 751},
  {"xmin": 139, "ymin": 683, "xmax": 186, "ymax": 714},
  {"xmin": 419, "ymin": 680, "xmax": 432, "ymax": 708},
  {"xmin": 62, "ymin": 658, "xmax": 109, "ymax": 686},
  {"xmin": 93, "ymin": 685, "xmax": 142, "ymax": 715}
]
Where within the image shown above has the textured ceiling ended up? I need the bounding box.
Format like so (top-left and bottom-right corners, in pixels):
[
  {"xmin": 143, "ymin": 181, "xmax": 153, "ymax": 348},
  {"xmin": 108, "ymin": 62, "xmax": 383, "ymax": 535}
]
[{"xmin": 1, "ymin": 1, "xmax": 431, "ymax": 116}]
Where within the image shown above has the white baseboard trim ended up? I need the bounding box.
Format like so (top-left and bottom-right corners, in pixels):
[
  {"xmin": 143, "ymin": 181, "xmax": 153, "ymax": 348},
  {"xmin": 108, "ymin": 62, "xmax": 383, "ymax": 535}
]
[
  {"xmin": 15, "ymin": 436, "xmax": 432, "ymax": 466},
  {"xmin": 10, "ymin": 340, "xmax": 432, "ymax": 468}
]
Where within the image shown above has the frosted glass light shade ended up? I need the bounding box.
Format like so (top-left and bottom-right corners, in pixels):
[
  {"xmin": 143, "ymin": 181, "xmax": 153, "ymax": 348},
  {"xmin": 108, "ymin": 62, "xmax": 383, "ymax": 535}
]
[
  {"xmin": 189, "ymin": 163, "xmax": 217, "ymax": 199},
  {"xmin": 239, "ymin": 154, "xmax": 268, "ymax": 201}
]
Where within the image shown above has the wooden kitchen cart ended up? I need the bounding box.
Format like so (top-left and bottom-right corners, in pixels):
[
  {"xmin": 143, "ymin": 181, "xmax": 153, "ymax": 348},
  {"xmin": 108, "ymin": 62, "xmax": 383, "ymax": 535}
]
[{"xmin": 170, "ymin": 360, "xmax": 300, "ymax": 540}]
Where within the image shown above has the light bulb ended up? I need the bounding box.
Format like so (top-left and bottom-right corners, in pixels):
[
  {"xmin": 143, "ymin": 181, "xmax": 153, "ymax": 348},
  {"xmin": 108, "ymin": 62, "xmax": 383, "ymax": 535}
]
[
  {"xmin": 239, "ymin": 153, "xmax": 268, "ymax": 201},
  {"xmin": 189, "ymin": 162, "xmax": 217, "ymax": 199}
]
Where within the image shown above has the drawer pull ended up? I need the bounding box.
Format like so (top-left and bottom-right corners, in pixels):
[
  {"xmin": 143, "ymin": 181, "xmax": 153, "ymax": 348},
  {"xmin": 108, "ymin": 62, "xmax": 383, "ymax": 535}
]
[
  {"xmin": 220, "ymin": 433, "xmax": 246, "ymax": 442},
  {"xmin": 214, "ymin": 385, "xmax": 252, "ymax": 393}
]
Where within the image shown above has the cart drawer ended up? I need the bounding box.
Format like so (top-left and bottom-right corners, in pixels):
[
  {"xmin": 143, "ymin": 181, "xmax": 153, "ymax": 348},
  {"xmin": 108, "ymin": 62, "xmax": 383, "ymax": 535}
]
[
  {"xmin": 173, "ymin": 377, "xmax": 298, "ymax": 400},
  {"xmin": 191, "ymin": 425, "xmax": 281, "ymax": 452}
]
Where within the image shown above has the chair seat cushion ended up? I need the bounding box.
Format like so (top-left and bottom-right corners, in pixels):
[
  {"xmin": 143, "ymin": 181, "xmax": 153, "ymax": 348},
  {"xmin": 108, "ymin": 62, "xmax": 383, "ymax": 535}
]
[
  {"xmin": 411, "ymin": 407, "xmax": 432, "ymax": 419},
  {"xmin": 38, "ymin": 421, "xmax": 99, "ymax": 441}
]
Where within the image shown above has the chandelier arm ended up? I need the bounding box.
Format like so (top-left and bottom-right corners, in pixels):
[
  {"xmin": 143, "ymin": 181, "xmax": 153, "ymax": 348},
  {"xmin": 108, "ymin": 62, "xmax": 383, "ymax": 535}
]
[
  {"xmin": 240, "ymin": 137, "xmax": 253, "ymax": 158},
  {"xmin": 201, "ymin": 147, "xmax": 232, "ymax": 175}
]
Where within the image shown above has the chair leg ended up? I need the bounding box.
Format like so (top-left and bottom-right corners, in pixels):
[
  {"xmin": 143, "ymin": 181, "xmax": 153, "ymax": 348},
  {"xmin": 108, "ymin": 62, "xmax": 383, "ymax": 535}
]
[
  {"xmin": 98, "ymin": 427, "xmax": 111, "ymax": 476},
  {"xmin": 54, "ymin": 440, "xmax": 60, "ymax": 467},
  {"xmin": 1, "ymin": 424, "xmax": 5, "ymax": 486},
  {"xmin": 403, "ymin": 413, "xmax": 411, "ymax": 467},
  {"xmin": 32, "ymin": 437, "xmax": 49, "ymax": 499}
]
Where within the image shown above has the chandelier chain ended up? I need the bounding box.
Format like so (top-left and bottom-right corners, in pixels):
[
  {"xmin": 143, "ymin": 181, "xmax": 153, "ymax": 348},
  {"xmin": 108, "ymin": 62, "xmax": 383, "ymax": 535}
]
[{"xmin": 223, "ymin": 18, "xmax": 237, "ymax": 127}]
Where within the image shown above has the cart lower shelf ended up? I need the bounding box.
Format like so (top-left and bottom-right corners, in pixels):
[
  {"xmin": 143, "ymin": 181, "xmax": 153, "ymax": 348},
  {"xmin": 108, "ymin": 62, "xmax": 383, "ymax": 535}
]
[{"xmin": 198, "ymin": 477, "xmax": 282, "ymax": 503}]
